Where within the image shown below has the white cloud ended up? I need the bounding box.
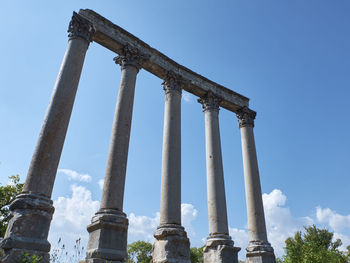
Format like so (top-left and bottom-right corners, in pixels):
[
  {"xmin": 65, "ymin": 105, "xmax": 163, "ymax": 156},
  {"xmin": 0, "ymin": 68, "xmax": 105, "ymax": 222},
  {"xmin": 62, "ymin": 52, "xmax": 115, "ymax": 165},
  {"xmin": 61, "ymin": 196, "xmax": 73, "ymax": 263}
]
[
  {"xmin": 49, "ymin": 184, "xmax": 99, "ymax": 255},
  {"xmin": 58, "ymin": 169, "xmax": 91, "ymax": 182},
  {"xmin": 333, "ymin": 232, "xmax": 350, "ymax": 251},
  {"xmin": 263, "ymin": 189, "xmax": 314, "ymax": 256},
  {"xmin": 229, "ymin": 189, "xmax": 314, "ymax": 258},
  {"xmin": 52, "ymin": 185, "xmax": 99, "ymax": 228},
  {"xmin": 316, "ymin": 207, "xmax": 350, "ymax": 232},
  {"xmin": 47, "ymin": 184, "xmax": 350, "ymax": 260},
  {"xmin": 182, "ymin": 91, "xmax": 194, "ymax": 103},
  {"xmin": 229, "ymin": 227, "xmax": 249, "ymax": 249},
  {"xmin": 129, "ymin": 212, "xmax": 160, "ymax": 243},
  {"xmin": 98, "ymin": 179, "xmax": 104, "ymax": 190},
  {"xmin": 128, "ymin": 203, "xmax": 198, "ymax": 243},
  {"xmin": 181, "ymin": 203, "xmax": 198, "ymax": 238}
]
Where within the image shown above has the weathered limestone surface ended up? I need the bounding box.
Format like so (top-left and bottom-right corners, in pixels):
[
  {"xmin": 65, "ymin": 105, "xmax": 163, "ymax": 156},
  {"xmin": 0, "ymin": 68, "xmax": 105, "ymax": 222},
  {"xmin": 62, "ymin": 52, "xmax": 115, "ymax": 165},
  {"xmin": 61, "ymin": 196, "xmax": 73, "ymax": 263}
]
[
  {"xmin": 78, "ymin": 9, "xmax": 249, "ymax": 113},
  {"xmin": 203, "ymin": 235, "xmax": 240, "ymax": 263},
  {"xmin": 153, "ymin": 225, "xmax": 191, "ymax": 263},
  {"xmin": 152, "ymin": 72, "xmax": 190, "ymax": 263},
  {"xmin": 0, "ymin": 12, "xmax": 94, "ymax": 263},
  {"xmin": 237, "ymin": 107, "xmax": 275, "ymax": 263},
  {"xmin": 199, "ymin": 92, "xmax": 240, "ymax": 263},
  {"xmin": 84, "ymin": 45, "xmax": 141, "ymax": 263}
]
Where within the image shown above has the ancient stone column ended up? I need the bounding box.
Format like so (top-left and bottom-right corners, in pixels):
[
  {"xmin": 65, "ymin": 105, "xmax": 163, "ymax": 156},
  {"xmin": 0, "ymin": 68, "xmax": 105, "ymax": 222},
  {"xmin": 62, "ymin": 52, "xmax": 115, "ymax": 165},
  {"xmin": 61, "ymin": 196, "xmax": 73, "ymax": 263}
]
[
  {"xmin": 198, "ymin": 92, "xmax": 240, "ymax": 263},
  {"xmin": 84, "ymin": 45, "xmax": 142, "ymax": 263},
  {"xmin": 0, "ymin": 12, "xmax": 94, "ymax": 263},
  {"xmin": 236, "ymin": 107, "xmax": 275, "ymax": 263},
  {"xmin": 152, "ymin": 72, "xmax": 190, "ymax": 263}
]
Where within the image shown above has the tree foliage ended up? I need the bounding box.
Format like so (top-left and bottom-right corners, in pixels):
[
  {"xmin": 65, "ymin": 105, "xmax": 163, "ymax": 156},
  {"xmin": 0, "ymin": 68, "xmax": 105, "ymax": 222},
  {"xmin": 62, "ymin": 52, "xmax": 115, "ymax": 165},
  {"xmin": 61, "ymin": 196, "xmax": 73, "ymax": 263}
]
[
  {"xmin": 190, "ymin": 246, "xmax": 204, "ymax": 263},
  {"xmin": 282, "ymin": 225, "xmax": 350, "ymax": 263},
  {"xmin": 0, "ymin": 175, "xmax": 23, "ymax": 237},
  {"xmin": 127, "ymin": 241, "xmax": 152, "ymax": 263}
]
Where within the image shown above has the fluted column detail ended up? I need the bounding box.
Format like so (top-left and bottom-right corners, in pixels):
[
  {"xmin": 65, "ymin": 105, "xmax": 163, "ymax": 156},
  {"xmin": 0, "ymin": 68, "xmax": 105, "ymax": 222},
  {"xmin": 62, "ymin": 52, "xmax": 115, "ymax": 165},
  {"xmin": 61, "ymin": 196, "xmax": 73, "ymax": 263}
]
[
  {"xmin": 199, "ymin": 92, "xmax": 240, "ymax": 263},
  {"xmin": 152, "ymin": 72, "xmax": 190, "ymax": 263},
  {"xmin": 0, "ymin": 12, "xmax": 94, "ymax": 263},
  {"xmin": 237, "ymin": 106, "xmax": 275, "ymax": 263},
  {"xmin": 84, "ymin": 45, "xmax": 143, "ymax": 263}
]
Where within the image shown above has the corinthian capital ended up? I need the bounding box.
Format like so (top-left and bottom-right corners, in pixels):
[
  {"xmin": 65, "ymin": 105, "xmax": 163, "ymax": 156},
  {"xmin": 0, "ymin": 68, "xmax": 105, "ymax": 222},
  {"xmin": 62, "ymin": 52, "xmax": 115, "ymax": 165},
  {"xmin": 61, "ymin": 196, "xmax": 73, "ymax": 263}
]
[
  {"xmin": 198, "ymin": 92, "xmax": 221, "ymax": 112},
  {"xmin": 68, "ymin": 12, "xmax": 95, "ymax": 42},
  {"xmin": 113, "ymin": 45, "xmax": 145, "ymax": 70},
  {"xmin": 236, "ymin": 106, "xmax": 256, "ymax": 128},
  {"xmin": 162, "ymin": 71, "xmax": 182, "ymax": 94}
]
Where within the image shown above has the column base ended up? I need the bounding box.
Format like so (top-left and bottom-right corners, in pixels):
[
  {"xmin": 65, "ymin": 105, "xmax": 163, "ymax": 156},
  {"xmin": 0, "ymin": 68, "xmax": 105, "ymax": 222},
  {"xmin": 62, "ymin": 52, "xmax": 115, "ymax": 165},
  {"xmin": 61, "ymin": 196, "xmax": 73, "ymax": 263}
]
[
  {"xmin": 152, "ymin": 224, "xmax": 191, "ymax": 263},
  {"xmin": 246, "ymin": 240, "xmax": 276, "ymax": 263},
  {"xmin": 0, "ymin": 193, "xmax": 54, "ymax": 263},
  {"xmin": 203, "ymin": 234, "xmax": 241, "ymax": 263},
  {"xmin": 84, "ymin": 209, "xmax": 128, "ymax": 263}
]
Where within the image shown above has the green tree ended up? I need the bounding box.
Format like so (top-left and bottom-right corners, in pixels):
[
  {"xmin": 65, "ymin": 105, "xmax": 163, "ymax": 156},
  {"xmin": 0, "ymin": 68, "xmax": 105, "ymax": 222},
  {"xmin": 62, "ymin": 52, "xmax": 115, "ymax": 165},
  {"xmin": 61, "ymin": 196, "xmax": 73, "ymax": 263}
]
[
  {"xmin": 190, "ymin": 246, "xmax": 204, "ymax": 263},
  {"xmin": 282, "ymin": 225, "xmax": 350, "ymax": 263},
  {"xmin": 0, "ymin": 175, "xmax": 23, "ymax": 237},
  {"xmin": 127, "ymin": 241, "xmax": 152, "ymax": 263}
]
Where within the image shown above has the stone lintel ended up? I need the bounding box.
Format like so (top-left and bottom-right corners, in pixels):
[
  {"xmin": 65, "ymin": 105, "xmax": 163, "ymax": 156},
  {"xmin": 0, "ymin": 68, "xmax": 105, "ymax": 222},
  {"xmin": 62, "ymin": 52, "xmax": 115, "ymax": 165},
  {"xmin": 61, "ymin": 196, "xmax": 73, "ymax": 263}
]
[{"xmin": 78, "ymin": 9, "xmax": 249, "ymax": 113}]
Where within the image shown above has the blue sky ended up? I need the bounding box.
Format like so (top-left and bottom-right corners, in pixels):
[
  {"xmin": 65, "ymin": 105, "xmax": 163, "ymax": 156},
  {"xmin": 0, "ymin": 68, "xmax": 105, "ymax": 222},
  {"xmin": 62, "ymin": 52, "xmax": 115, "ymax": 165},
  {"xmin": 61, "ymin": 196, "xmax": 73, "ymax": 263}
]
[{"xmin": 1, "ymin": 0, "xmax": 350, "ymax": 260}]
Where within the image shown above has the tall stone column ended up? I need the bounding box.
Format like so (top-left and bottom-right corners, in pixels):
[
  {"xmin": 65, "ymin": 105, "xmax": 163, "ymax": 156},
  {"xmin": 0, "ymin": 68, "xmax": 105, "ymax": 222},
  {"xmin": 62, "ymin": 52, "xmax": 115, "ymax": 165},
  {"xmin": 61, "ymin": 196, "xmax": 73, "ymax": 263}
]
[
  {"xmin": 152, "ymin": 72, "xmax": 190, "ymax": 263},
  {"xmin": 0, "ymin": 12, "xmax": 94, "ymax": 263},
  {"xmin": 198, "ymin": 92, "xmax": 240, "ymax": 263},
  {"xmin": 236, "ymin": 107, "xmax": 275, "ymax": 263},
  {"xmin": 84, "ymin": 45, "xmax": 142, "ymax": 263}
]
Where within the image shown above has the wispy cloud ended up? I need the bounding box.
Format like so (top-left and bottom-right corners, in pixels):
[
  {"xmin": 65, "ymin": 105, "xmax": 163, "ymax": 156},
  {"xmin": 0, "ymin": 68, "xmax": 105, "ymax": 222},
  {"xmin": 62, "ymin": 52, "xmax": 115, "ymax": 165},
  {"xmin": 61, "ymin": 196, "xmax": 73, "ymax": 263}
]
[
  {"xmin": 316, "ymin": 206, "xmax": 350, "ymax": 232},
  {"xmin": 58, "ymin": 169, "xmax": 92, "ymax": 183},
  {"xmin": 98, "ymin": 179, "xmax": 104, "ymax": 190},
  {"xmin": 182, "ymin": 91, "xmax": 194, "ymax": 103}
]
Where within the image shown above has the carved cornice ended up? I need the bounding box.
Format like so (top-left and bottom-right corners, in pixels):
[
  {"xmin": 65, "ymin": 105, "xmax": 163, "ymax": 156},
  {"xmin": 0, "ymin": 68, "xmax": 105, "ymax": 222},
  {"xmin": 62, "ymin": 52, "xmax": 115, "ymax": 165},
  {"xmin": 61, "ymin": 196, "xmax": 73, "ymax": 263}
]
[
  {"xmin": 113, "ymin": 44, "xmax": 145, "ymax": 70},
  {"xmin": 198, "ymin": 91, "xmax": 221, "ymax": 112},
  {"xmin": 162, "ymin": 71, "xmax": 182, "ymax": 94},
  {"xmin": 236, "ymin": 106, "xmax": 256, "ymax": 128},
  {"xmin": 68, "ymin": 12, "xmax": 95, "ymax": 42}
]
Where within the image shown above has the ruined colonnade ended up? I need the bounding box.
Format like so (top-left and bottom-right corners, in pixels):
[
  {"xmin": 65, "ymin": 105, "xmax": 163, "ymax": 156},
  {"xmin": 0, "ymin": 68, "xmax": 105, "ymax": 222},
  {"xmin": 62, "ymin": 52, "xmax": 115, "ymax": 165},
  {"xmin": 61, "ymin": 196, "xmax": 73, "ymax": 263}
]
[{"xmin": 0, "ymin": 10, "xmax": 275, "ymax": 263}]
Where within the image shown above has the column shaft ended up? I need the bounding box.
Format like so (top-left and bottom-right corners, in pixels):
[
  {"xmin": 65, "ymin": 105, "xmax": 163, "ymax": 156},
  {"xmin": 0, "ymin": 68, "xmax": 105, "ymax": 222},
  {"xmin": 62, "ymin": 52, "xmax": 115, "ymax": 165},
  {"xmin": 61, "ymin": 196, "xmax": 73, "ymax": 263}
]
[
  {"xmin": 159, "ymin": 77, "xmax": 182, "ymax": 225},
  {"xmin": 200, "ymin": 93, "xmax": 240, "ymax": 263},
  {"xmin": 240, "ymin": 125, "xmax": 267, "ymax": 241},
  {"xmin": 153, "ymin": 72, "xmax": 190, "ymax": 263},
  {"xmin": 84, "ymin": 45, "xmax": 141, "ymax": 263},
  {"xmin": 204, "ymin": 109, "xmax": 229, "ymax": 235},
  {"xmin": 237, "ymin": 107, "xmax": 275, "ymax": 263},
  {"xmin": 100, "ymin": 63, "xmax": 138, "ymax": 210},
  {"xmin": 0, "ymin": 12, "xmax": 94, "ymax": 263},
  {"xmin": 24, "ymin": 35, "xmax": 89, "ymax": 197}
]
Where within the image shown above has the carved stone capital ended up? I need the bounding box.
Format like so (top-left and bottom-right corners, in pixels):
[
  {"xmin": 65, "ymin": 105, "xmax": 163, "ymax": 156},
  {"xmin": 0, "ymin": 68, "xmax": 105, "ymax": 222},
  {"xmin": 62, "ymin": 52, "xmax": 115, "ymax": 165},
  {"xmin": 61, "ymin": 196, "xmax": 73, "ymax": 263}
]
[
  {"xmin": 198, "ymin": 91, "xmax": 221, "ymax": 112},
  {"xmin": 68, "ymin": 12, "xmax": 95, "ymax": 42},
  {"xmin": 162, "ymin": 71, "xmax": 182, "ymax": 94},
  {"xmin": 113, "ymin": 44, "xmax": 145, "ymax": 70},
  {"xmin": 236, "ymin": 106, "xmax": 256, "ymax": 128}
]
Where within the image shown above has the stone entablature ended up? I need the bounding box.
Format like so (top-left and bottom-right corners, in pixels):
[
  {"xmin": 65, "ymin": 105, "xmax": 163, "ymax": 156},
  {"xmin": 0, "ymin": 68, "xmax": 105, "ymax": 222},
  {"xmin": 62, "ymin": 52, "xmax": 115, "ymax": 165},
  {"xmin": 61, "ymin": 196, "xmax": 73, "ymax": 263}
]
[{"xmin": 78, "ymin": 9, "xmax": 249, "ymax": 113}]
